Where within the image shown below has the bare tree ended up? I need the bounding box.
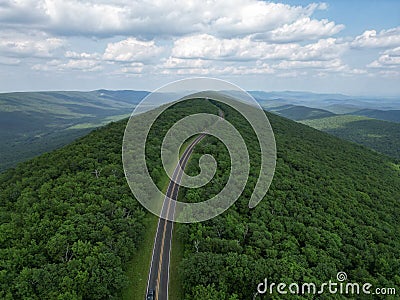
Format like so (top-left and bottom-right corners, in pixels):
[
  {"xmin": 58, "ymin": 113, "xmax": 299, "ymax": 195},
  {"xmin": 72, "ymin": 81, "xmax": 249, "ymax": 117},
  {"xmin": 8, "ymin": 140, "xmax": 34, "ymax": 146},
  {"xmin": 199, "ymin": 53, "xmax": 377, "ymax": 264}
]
[{"xmin": 92, "ymin": 168, "xmax": 102, "ymax": 178}]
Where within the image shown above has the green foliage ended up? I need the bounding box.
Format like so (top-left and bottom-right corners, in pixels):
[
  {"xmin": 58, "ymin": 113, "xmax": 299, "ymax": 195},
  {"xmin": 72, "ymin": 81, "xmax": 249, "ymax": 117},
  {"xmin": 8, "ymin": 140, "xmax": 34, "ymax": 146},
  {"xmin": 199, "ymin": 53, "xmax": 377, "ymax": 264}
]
[
  {"xmin": 177, "ymin": 103, "xmax": 400, "ymax": 299},
  {"xmin": 0, "ymin": 98, "xmax": 219, "ymax": 299},
  {"xmin": 1, "ymin": 97, "xmax": 399, "ymax": 299},
  {"xmin": 351, "ymin": 109, "xmax": 400, "ymax": 123},
  {"xmin": 145, "ymin": 99, "xmax": 219, "ymax": 190},
  {"xmin": 0, "ymin": 120, "xmax": 148, "ymax": 299},
  {"xmin": 301, "ymin": 115, "xmax": 400, "ymax": 159}
]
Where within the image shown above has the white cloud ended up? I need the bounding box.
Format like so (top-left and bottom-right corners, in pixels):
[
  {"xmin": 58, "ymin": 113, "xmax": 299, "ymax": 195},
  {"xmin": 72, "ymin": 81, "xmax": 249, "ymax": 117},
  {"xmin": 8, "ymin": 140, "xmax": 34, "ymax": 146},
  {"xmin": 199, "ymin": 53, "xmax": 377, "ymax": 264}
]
[
  {"xmin": 1, "ymin": 0, "xmax": 396, "ymax": 90},
  {"xmin": 120, "ymin": 62, "xmax": 145, "ymax": 74},
  {"xmin": 163, "ymin": 57, "xmax": 211, "ymax": 69},
  {"xmin": 277, "ymin": 70, "xmax": 308, "ymax": 78},
  {"xmin": 65, "ymin": 51, "xmax": 101, "ymax": 60},
  {"xmin": 172, "ymin": 34, "xmax": 261, "ymax": 60},
  {"xmin": 378, "ymin": 70, "xmax": 400, "ymax": 77},
  {"xmin": 0, "ymin": 31, "xmax": 64, "ymax": 57},
  {"xmin": 171, "ymin": 34, "xmax": 346, "ymax": 62},
  {"xmin": 352, "ymin": 27, "xmax": 400, "ymax": 48},
  {"xmin": 0, "ymin": 0, "xmax": 47, "ymax": 24},
  {"xmin": 262, "ymin": 17, "xmax": 344, "ymax": 42},
  {"xmin": 32, "ymin": 58, "xmax": 102, "ymax": 72},
  {"xmin": 274, "ymin": 58, "xmax": 343, "ymax": 70},
  {"xmin": 205, "ymin": 1, "xmax": 328, "ymax": 37},
  {"xmin": 32, "ymin": 59, "xmax": 62, "ymax": 71},
  {"xmin": 103, "ymin": 38, "xmax": 162, "ymax": 62},
  {"xmin": 288, "ymin": 38, "xmax": 347, "ymax": 61},
  {"xmin": 161, "ymin": 62, "xmax": 274, "ymax": 76},
  {"xmin": 273, "ymin": 58, "xmax": 366, "ymax": 75},
  {"xmin": 368, "ymin": 47, "xmax": 400, "ymax": 68},
  {"xmin": 60, "ymin": 59, "xmax": 102, "ymax": 71},
  {"xmin": 0, "ymin": 0, "xmax": 332, "ymax": 38}
]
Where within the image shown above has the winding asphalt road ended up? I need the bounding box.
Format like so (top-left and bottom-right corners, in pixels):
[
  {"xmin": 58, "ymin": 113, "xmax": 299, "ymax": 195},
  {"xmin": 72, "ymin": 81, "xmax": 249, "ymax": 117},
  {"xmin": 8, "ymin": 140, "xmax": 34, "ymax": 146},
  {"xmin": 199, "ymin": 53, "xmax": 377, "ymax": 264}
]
[{"xmin": 146, "ymin": 133, "xmax": 206, "ymax": 300}]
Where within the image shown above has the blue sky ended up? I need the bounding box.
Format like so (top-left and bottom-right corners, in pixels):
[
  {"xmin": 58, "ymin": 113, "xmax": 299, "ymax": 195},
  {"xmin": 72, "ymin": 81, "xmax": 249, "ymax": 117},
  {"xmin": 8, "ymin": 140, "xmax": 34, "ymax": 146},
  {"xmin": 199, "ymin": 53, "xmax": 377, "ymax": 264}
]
[
  {"xmin": 0, "ymin": 0, "xmax": 399, "ymax": 96},
  {"xmin": 285, "ymin": 1, "xmax": 399, "ymax": 35}
]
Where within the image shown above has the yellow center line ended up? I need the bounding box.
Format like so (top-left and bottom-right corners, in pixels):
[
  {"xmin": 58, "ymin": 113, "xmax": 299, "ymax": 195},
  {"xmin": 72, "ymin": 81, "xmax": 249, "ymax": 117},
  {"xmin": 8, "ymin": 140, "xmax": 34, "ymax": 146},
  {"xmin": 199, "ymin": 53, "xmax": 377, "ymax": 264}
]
[
  {"xmin": 155, "ymin": 181, "xmax": 176, "ymax": 300},
  {"xmin": 154, "ymin": 135, "xmax": 202, "ymax": 300}
]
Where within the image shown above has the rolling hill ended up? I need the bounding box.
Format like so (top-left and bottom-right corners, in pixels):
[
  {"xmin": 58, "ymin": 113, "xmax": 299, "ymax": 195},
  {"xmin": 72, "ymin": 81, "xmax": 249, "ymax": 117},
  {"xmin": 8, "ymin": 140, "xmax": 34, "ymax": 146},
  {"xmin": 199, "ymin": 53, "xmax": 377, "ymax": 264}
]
[
  {"xmin": 1, "ymin": 89, "xmax": 398, "ymax": 172},
  {"xmin": 251, "ymin": 90, "xmax": 400, "ymax": 113},
  {"xmin": 301, "ymin": 115, "xmax": 400, "ymax": 159},
  {"xmin": 350, "ymin": 109, "xmax": 400, "ymax": 123},
  {"xmin": 0, "ymin": 90, "xmax": 148, "ymax": 171},
  {"xmin": 268, "ymin": 104, "xmax": 335, "ymax": 121},
  {"xmin": 1, "ymin": 98, "xmax": 399, "ymax": 299}
]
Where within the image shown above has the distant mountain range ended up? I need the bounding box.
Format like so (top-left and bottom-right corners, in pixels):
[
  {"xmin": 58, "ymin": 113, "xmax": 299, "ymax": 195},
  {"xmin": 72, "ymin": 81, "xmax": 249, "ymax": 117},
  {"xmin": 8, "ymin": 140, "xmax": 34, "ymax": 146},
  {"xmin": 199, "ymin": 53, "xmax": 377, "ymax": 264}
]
[
  {"xmin": 0, "ymin": 90, "xmax": 147, "ymax": 171},
  {"xmin": 0, "ymin": 89, "xmax": 399, "ymax": 171},
  {"xmin": 250, "ymin": 90, "xmax": 400, "ymax": 123},
  {"xmin": 250, "ymin": 90, "xmax": 400, "ymax": 110},
  {"xmin": 267, "ymin": 105, "xmax": 335, "ymax": 121}
]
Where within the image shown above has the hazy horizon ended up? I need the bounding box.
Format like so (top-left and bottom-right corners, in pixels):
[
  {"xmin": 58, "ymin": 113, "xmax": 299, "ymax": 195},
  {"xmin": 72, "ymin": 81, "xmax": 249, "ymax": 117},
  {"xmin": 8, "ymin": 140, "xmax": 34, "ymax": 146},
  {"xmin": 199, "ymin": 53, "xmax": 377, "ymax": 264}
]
[{"xmin": 1, "ymin": 88, "xmax": 399, "ymax": 99}]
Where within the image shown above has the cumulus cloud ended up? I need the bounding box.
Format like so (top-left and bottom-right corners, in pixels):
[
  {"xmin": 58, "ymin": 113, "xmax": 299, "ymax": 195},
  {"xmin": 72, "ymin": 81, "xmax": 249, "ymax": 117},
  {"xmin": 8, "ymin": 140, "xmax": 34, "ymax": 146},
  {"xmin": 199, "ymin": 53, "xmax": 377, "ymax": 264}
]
[
  {"xmin": 0, "ymin": 0, "xmax": 47, "ymax": 24},
  {"xmin": 0, "ymin": 0, "xmax": 395, "ymax": 83},
  {"xmin": 0, "ymin": 0, "xmax": 332, "ymax": 38},
  {"xmin": 352, "ymin": 27, "xmax": 400, "ymax": 48},
  {"xmin": 65, "ymin": 51, "xmax": 101, "ymax": 60},
  {"xmin": 368, "ymin": 47, "xmax": 400, "ymax": 68},
  {"xmin": 260, "ymin": 17, "xmax": 344, "ymax": 42},
  {"xmin": 0, "ymin": 31, "xmax": 64, "ymax": 58},
  {"xmin": 171, "ymin": 34, "xmax": 262, "ymax": 61},
  {"xmin": 161, "ymin": 62, "xmax": 274, "ymax": 76},
  {"xmin": 60, "ymin": 59, "xmax": 102, "ymax": 71},
  {"xmin": 204, "ymin": 1, "xmax": 328, "ymax": 37},
  {"xmin": 163, "ymin": 57, "xmax": 212, "ymax": 69},
  {"xmin": 171, "ymin": 34, "xmax": 347, "ymax": 62},
  {"xmin": 274, "ymin": 58, "xmax": 340, "ymax": 70},
  {"xmin": 32, "ymin": 58, "xmax": 102, "ymax": 72},
  {"xmin": 162, "ymin": 57, "xmax": 274, "ymax": 75},
  {"xmin": 119, "ymin": 62, "xmax": 145, "ymax": 74},
  {"xmin": 103, "ymin": 38, "xmax": 162, "ymax": 62},
  {"xmin": 289, "ymin": 38, "xmax": 347, "ymax": 61},
  {"xmin": 273, "ymin": 58, "xmax": 366, "ymax": 75}
]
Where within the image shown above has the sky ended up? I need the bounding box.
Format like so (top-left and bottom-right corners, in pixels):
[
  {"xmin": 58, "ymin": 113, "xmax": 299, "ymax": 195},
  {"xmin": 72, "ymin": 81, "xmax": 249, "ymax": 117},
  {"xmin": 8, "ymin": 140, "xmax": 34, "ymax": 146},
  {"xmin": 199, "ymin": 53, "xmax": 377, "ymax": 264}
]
[{"xmin": 0, "ymin": 0, "xmax": 399, "ymax": 96}]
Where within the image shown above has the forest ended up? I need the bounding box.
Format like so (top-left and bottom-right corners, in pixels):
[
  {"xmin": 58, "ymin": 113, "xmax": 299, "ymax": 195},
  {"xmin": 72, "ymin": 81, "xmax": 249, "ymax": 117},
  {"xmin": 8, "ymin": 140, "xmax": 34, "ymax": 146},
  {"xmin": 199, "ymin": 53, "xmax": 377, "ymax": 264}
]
[
  {"xmin": 176, "ymin": 101, "xmax": 400, "ymax": 299},
  {"xmin": 0, "ymin": 98, "xmax": 219, "ymax": 299},
  {"xmin": 0, "ymin": 98, "xmax": 399, "ymax": 299},
  {"xmin": 301, "ymin": 115, "xmax": 400, "ymax": 159}
]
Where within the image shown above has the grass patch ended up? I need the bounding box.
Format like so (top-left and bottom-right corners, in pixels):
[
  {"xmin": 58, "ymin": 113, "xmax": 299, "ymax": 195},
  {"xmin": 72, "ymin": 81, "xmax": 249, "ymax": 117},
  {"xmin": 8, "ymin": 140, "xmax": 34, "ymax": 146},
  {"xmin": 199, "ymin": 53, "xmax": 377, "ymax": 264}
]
[
  {"xmin": 169, "ymin": 223, "xmax": 185, "ymax": 300},
  {"xmin": 122, "ymin": 214, "xmax": 158, "ymax": 300}
]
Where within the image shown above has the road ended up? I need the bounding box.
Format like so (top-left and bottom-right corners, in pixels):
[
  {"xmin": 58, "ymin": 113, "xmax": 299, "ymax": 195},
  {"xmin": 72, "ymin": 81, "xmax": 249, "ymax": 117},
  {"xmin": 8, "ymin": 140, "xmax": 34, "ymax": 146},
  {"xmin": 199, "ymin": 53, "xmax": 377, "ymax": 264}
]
[{"xmin": 146, "ymin": 133, "xmax": 206, "ymax": 300}]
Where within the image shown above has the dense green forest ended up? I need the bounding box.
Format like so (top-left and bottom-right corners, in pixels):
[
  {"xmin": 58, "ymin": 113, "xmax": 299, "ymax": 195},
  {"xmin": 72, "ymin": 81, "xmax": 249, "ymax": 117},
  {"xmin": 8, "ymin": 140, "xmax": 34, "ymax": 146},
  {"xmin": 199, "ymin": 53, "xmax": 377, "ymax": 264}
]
[
  {"xmin": 0, "ymin": 98, "xmax": 218, "ymax": 299},
  {"xmin": 301, "ymin": 115, "xmax": 400, "ymax": 159},
  {"xmin": 1, "ymin": 98, "xmax": 399, "ymax": 299},
  {"xmin": 263, "ymin": 105, "xmax": 400, "ymax": 160},
  {"xmin": 0, "ymin": 120, "xmax": 143, "ymax": 299},
  {"xmin": 176, "ymin": 102, "xmax": 400, "ymax": 299},
  {"xmin": 351, "ymin": 109, "xmax": 400, "ymax": 123}
]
